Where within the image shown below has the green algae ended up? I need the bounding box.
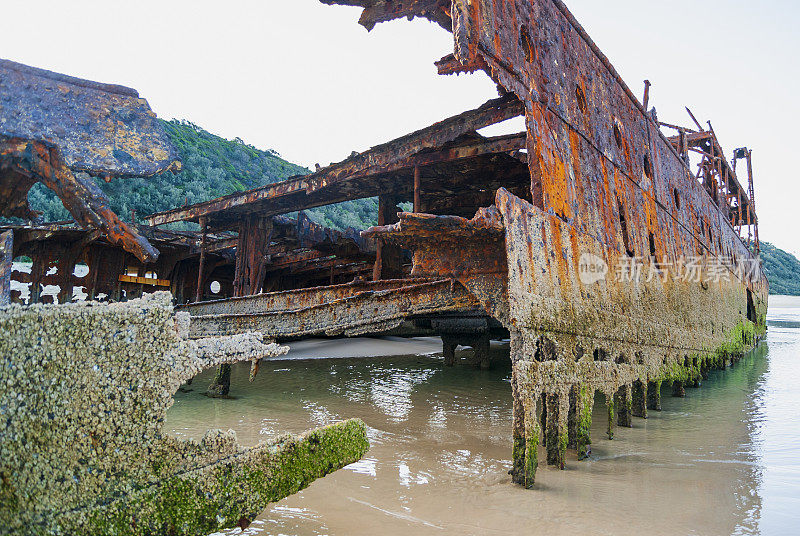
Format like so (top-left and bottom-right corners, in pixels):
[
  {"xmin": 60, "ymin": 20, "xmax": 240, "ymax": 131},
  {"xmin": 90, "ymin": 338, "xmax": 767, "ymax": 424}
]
[
  {"xmin": 576, "ymin": 385, "xmax": 593, "ymax": 460},
  {"xmin": 606, "ymin": 394, "xmax": 615, "ymax": 440},
  {"xmin": 524, "ymin": 428, "xmax": 539, "ymax": 489},
  {"xmin": 81, "ymin": 420, "xmax": 369, "ymax": 536}
]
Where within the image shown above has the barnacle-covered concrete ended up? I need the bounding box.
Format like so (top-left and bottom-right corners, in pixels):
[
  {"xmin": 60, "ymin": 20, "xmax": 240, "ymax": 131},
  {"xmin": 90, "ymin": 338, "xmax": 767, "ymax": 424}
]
[{"xmin": 0, "ymin": 292, "xmax": 369, "ymax": 535}]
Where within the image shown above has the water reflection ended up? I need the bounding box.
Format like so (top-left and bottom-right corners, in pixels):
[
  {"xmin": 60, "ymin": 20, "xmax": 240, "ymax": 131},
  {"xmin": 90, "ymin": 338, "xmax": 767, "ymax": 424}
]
[{"xmin": 167, "ymin": 299, "xmax": 800, "ymax": 535}]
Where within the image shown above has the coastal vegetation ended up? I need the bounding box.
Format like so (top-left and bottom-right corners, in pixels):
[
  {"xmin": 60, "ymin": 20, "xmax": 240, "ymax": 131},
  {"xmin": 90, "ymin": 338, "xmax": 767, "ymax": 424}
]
[{"xmin": 760, "ymin": 242, "xmax": 800, "ymax": 296}]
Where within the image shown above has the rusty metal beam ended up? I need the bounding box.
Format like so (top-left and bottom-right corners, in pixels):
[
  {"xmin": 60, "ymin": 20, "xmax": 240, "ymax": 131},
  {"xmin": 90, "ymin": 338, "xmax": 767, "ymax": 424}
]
[
  {"xmin": 180, "ymin": 278, "xmax": 438, "ymax": 316},
  {"xmin": 436, "ymin": 53, "xmax": 489, "ymax": 76},
  {"xmin": 0, "ymin": 137, "xmax": 159, "ymax": 263},
  {"xmin": 373, "ymin": 195, "xmax": 403, "ymax": 280},
  {"xmin": 320, "ymin": 0, "xmax": 451, "ymax": 31},
  {"xmin": 144, "ymin": 95, "xmax": 523, "ymax": 226},
  {"xmin": 0, "ymin": 230, "xmax": 11, "ymax": 305},
  {"xmin": 184, "ymin": 278, "xmax": 481, "ymax": 339}
]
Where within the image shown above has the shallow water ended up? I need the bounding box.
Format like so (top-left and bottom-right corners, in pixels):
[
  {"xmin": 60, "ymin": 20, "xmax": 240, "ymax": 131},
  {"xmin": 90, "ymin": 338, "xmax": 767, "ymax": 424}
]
[{"xmin": 166, "ymin": 296, "xmax": 800, "ymax": 535}]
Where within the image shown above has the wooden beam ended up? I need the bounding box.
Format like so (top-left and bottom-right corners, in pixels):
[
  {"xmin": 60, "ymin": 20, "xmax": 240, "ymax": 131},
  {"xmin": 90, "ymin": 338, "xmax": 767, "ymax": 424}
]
[{"xmin": 118, "ymin": 275, "xmax": 170, "ymax": 287}]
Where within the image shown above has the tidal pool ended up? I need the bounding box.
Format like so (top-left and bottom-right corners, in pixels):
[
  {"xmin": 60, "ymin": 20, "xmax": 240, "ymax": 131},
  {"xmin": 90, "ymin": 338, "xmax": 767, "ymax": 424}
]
[{"xmin": 165, "ymin": 296, "xmax": 800, "ymax": 535}]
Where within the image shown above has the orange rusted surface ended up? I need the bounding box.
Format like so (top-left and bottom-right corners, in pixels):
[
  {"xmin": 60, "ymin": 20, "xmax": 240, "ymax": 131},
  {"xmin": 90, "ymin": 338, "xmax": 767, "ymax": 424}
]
[{"xmin": 3, "ymin": 0, "xmax": 767, "ymax": 490}]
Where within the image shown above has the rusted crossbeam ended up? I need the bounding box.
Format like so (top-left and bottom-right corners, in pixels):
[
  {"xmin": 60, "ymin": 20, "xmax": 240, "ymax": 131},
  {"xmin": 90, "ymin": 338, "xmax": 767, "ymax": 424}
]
[
  {"xmin": 183, "ymin": 278, "xmax": 481, "ymax": 339},
  {"xmin": 435, "ymin": 53, "xmax": 490, "ymax": 76},
  {"xmin": 144, "ymin": 95, "xmax": 523, "ymax": 226},
  {"xmin": 181, "ymin": 277, "xmax": 433, "ymax": 316}
]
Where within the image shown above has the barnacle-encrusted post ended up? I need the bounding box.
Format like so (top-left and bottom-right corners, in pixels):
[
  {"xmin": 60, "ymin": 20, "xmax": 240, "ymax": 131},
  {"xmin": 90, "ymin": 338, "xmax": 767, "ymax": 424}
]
[
  {"xmin": 575, "ymin": 385, "xmax": 594, "ymax": 460},
  {"xmin": 442, "ymin": 335, "xmax": 458, "ymax": 367},
  {"xmin": 605, "ymin": 390, "xmax": 616, "ymax": 440},
  {"xmin": 523, "ymin": 392, "xmax": 540, "ymax": 486},
  {"xmin": 475, "ymin": 334, "xmax": 491, "ymax": 370},
  {"xmin": 567, "ymin": 385, "xmax": 578, "ymax": 449},
  {"xmin": 672, "ymin": 380, "xmax": 686, "ymax": 398},
  {"xmin": 206, "ymin": 363, "xmax": 232, "ymax": 398},
  {"xmin": 700, "ymin": 358, "xmax": 710, "ymax": 381},
  {"xmin": 511, "ymin": 365, "xmax": 539, "ymax": 488},
  {"xmin": 688, "ymin": 357, "xmax": 701, "ymax": 387},
  {"xmin": 615, "ymin": 384, "xmax": 632, "ymax": 428},
  {"xmin": 632, "ymin": 380, "xmax": 647, "ymax": 419},
  {"xmin": 511, "ymin": 369, "xmax": 526, "ymax": 484},
  {"xmin": 647, "ymin": 380, "xmax": 662, "ymax": 411},
  {"xmin": 545, "ymin": 392, "xmax": 567, "ymax": 469}
]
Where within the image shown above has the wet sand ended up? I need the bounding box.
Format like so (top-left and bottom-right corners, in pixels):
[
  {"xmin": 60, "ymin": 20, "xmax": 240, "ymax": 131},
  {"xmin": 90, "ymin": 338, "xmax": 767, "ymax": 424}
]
[{"xmin": 164, "ymin": 296, "xmax": 800, "ymax": 535}]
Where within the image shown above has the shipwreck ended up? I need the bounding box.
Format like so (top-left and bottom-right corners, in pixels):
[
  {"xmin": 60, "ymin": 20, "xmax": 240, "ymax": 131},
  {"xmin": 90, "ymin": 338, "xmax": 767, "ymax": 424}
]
[
  {"xmin": 1, "ymin": 0, "xmax": 768, "ymax": 532},
  {"xmin": 144, "ymin": 0, "xmax": 767, "ymax": 483}
]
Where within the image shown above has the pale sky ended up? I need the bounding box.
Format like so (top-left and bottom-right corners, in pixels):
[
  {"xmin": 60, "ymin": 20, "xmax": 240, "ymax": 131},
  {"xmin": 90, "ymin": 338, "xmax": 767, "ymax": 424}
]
[{"xmin": 2, "ymin": 1, "xmax": 798, "ymax": 254}]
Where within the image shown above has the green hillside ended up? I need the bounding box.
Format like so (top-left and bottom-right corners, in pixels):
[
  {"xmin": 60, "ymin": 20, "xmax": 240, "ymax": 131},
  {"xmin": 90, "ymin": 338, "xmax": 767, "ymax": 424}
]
[
  {"xmin": 21, "ymin": 120, "xmax": 379, "ymax": 231},
  {"xmin": 760, "ymin": 241, "xmax": 800, "ymax": 296}
]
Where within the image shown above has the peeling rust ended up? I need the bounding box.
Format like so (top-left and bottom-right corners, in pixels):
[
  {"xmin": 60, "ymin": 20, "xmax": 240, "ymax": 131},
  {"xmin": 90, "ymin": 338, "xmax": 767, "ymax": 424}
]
[{"xmin": 0, "ymin": 137, "xmax": 159, "ymax": 262}]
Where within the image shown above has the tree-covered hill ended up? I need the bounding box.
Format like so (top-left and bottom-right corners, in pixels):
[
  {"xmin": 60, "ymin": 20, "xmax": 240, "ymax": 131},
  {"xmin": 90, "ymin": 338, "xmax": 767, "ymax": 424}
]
[
  {"xmin": 20, "ymin": 120, "xmax": 380, "ymax": 231},
  {"xmin": 760, "ymin": 241, "xmax": 800, "ymax": 296}
]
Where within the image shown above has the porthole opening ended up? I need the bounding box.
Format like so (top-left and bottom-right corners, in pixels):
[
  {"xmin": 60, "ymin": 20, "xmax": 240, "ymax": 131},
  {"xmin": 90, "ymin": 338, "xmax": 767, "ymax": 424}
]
[
  {"xmin": 618, "ymin": 200, "xmax": 634, "ymax": 257},
  {"xmin": 644, "ymin": 153, "xmax": 653, "ymax": 179},
  {"xmin": 673, "ymin": 188, "xmax": 681, "ymax": 210},
  {"xmin": 520, "ymin": 27, "xmax": 534, "ymax": 63}
]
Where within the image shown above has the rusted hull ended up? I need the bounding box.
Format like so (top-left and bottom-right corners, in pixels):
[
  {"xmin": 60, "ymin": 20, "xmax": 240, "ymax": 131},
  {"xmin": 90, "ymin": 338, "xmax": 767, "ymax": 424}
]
[
  {"xmin": 12, "ymin": 0, "xmax": 763, "ymax": 492},
  {"xmin": 322, "ymin": 0, "xmax": 768, "ymax": 487}
]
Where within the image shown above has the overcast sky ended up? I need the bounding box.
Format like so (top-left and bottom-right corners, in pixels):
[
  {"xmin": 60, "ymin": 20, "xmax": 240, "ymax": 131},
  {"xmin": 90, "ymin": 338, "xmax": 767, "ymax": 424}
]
[{"xmin": 2, "ymin": 1, "xmax": 798, "ymax": 254}]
